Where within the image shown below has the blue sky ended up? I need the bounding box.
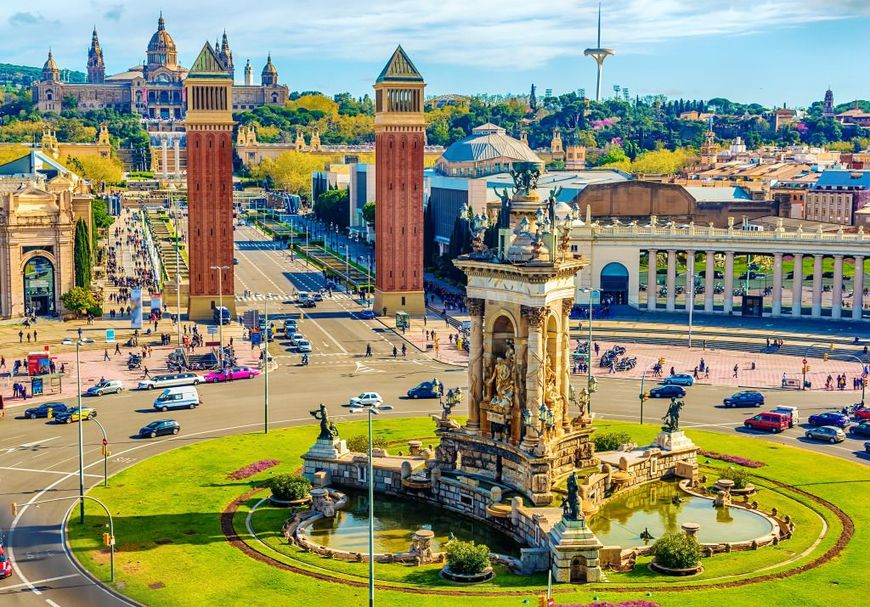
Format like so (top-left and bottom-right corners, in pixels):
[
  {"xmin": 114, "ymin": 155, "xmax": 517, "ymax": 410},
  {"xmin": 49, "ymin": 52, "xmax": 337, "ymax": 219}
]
[{"xmin": 2, "ymin": 0, "xmax": 868, "ymax": 107}]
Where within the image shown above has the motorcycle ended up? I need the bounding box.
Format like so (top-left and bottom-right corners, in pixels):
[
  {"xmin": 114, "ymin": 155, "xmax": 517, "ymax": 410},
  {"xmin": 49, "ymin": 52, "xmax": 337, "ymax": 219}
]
[
  {"xmin": 127, "ymin": 354, "xmax": 142, "ymax": 370},
  {"xmin": 300, "ymin": 354, "xmax": 309, "ymax": 366},
  {"xmin": 616, "ymin": 356, "xmax": 637, "ymax": 372}
]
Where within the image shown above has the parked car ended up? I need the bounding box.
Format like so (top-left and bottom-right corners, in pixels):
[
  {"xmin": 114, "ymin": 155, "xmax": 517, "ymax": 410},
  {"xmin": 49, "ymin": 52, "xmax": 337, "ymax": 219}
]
[
  {"xmin": 232, "ymin": 257, "xmax": 239, "ymax": 265},
  {"xmin": 807, "ymin": 411, "xmax": 851, "ymax": 429},
  {"xmin": 138, "ymin": 372, "xmax": 201, "ymax": 390},
  {"xmin": 356, "ymin": 309, "xmax": 376, "ymax": 320},
  {"xmin": 723, "ymin": 391, "xmax": 764, "ymax": 408},
  {"xmin": 849, "ymin": 421, "xmax": 870, "ymax": 438},
  {"xmin": 153, "ymin": 387, "xmax": 201, "ymax": 411},
  {"xmin": 348, "ymin": 392, "xmax": 383, "ymax": 407},
  {"xmin": 805, "ymin": 425, "xmax": 846, "ymax": 443},
  {"xmin": 138, "ymin": 419, "xmax": 181, "ymax": 438},
  {"xmin": 853, "ymin": 407, "xmax": 870, "ymax": 421},
  {"xmin": 648, "ymin": 385, "xmax": 686, "ymax": 399},
  {"xmin": 770, "ymin": 406, "xmax": 800, "ymax": 427},
  {"xmin": 296, "ymin": 339, "xmax": 312, "ymax": 353},
  {"xmin": 296, "ymin": 292, "xmax": 309, "ymax": 303},
  {"xmin": 407, "ymin": 380, "xmax": 443, "ymax": 399},
  {"xmin": 289, "ymin": 332, "xmax": 305, "ymax": 346},
  {"xmin": 865, "ymin": 441, "xmax": 870, "ymax": 454},
  {"xmin": 86, "ymin": 379, "xmax": 125, "ymax": 396},
  {"xmin": 744, "ymin": 412, "xmax": 790, "ymax": 433},
  {"xmin": 313, "ymin": 292, "xmax": 324, "ymax": 301},
  {"xmin": 282, "ymin": 319, "xmax": 297, "ymax": 332},
  {"xmin": 661, "ymin": 374, "xmax": 694, "ymax": 387},
  {"xmin": 203, "ymin": 367, "xmax": 260, "ymax": 382},
  {"xmin": 300, "ymin": 298, "xmax": 317, "ymax": 308},
  {"xmin": 24, "ymin": 402, "xmax": 68, "ymax": 419},
  {"xmin": 0, "ymin": 546, "xmax": 12, "ymax": 579},
  {"xmin": 54, "ymin": 407, "xmax": 97, "ymax": 424}
]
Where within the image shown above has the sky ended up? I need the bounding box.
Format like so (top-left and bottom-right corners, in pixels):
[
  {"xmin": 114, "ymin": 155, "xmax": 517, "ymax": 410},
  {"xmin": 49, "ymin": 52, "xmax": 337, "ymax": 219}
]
[{"xmin": 2, "ymin": 0, "xmax": 869, "ymax": 107}]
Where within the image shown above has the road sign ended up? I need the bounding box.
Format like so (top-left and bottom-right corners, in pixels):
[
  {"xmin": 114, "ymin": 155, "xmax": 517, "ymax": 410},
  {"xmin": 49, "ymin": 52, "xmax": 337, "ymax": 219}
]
[
  {"xmin": 207, "ymin": 325, "xmax": 218, "ymax": 335},
  {"xmin": 802, "ymin": 358, "xmax": 807, "ymax": 365},
  {"xmin": 105, "ymin": 329, "xmax": 115, "ymax": 343}
]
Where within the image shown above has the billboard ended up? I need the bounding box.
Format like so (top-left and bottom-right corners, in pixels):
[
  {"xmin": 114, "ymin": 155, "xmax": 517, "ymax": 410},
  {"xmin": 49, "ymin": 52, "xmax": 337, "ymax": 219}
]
[
  {"xmin": 130, "ymin": 288, "xmax": 143, "ymax": 329},
  {"xmin": 151, "ymin": 293, "xmax": 163, "ymax": 312}
]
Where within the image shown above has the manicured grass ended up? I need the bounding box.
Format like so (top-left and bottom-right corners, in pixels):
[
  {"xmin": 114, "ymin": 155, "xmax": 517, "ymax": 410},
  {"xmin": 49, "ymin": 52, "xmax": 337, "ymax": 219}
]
[{"xmin": 68, "ymin": 418, "xmax": 869, "ymax": 607}]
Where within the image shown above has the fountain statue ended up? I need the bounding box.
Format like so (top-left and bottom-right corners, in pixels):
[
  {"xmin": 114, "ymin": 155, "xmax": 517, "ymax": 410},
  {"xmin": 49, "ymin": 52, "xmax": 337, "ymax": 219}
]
[
  {"xmin": 310, "ymin": 403, "xmax": 338, "ymax": 440},
  {"xmin": 661, "ymin": 398, "xmax": 684, "ymax": 433},
  {"xmin": 433, "ymin": 387, "xmax": 462, "ymax": 430},
  {"xmin": 562, "ymin": 472, "xmax": 582, "ymax": 522},
  {"xmin": 303, "ymin": 404, "xmax": 348, "ymax": 460},
  {"xmin": 654, "ymin": 398, "xmax": 696, "ymax": 452}
]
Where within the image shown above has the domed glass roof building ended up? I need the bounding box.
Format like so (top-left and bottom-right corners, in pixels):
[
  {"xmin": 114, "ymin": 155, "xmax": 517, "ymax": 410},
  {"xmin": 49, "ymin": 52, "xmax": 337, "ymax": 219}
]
[{"xmin": 435, "ymin": 123, "xmax": 543, "ymax": 178}]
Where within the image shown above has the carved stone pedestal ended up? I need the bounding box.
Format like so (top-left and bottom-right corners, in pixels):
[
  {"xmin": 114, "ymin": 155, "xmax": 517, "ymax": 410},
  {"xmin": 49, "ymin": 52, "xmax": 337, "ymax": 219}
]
[
  {"xmin": 549, "ymin": 518, "xmax": 604, "ymax": 583},
  {"xmin": 654, "ymin": 430, "xmax": 696, "ymax": 452},
  {"xmin": 304, "ymin": 437, "xmax": 348, "ymax": 460}
]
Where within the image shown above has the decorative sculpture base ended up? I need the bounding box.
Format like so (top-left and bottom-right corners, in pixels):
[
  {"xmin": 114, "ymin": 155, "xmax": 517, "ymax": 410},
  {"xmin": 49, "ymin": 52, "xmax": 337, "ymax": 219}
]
[
  {"xmin": 548, "ymin": 518, "xmax": 604, "ymax": 583},
  {"xmin": 304, "ymin": 437, "xmax": 348, "ymax": 460},
  {"xmin": 654, "ymin": 430, "xmax": 696, "ymax": 452}
]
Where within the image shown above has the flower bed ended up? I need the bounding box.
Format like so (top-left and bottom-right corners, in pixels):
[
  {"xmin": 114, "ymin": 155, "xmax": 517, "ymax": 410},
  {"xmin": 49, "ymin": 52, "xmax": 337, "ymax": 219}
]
[
  {"xmin": 699, "ymin": 450, "xmax": 765, "ymax": 468},
  {"xmin": 559, "ymin": 602, "xmax": 661, "ymax": 607},
  {"xmin": 227, "ymin": 459, "xmax": 280, "ymax": 481}
]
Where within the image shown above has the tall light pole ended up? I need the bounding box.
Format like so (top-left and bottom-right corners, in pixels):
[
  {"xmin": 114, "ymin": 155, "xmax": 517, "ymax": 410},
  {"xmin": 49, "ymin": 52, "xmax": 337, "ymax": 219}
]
[
  {"xmin": 75, "ymin": 340, "xmax": 85, "ymax": 524},
  {"xmin": 172, "ymin": 193, "xmax": 182, "ymax": 346},
  {"xmin": 345, "ymin": 244, "xmax": 350, "ymax": 294},
  {"xmin": 579, "ymin": 287, "xmax": 601, "ymax": 414},
  {"xmin": 209, "ymin": 265, "xmax": 230, "ymax": 368},
  {"xmin": 263, "ymin": 294, "xmax": 271, "ymax": 433},
  {"xmin": 350, "ymin": 405, "xmax": 381, "ymax": 607},
  {"xmin": 638, "ymin": 361, "xmax": 657, "ymax": 425},
  {"xmin": 305, "ymin": 226, "xmax": 310, "ymax": 268}
]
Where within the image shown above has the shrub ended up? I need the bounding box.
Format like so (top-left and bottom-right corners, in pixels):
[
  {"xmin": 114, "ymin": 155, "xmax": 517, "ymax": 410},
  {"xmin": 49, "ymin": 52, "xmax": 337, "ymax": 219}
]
[
  {"xmin": 267, "ymin": 474, "xmax": 311, "ymax": 501},
  {"xmin": 594, "ymin": 431, "xmax": 631, "ymax": 452},
  {"xmin": 346, "ymin": 434, "xmax": 388, "ymax": 453},
  {"xmin": 652, "ymin": 532, "xmax": 701, "ymax": 569},
  {"xmin": 445, "ymin": 540, "xmax": 490, "ymax": 575},
  {"xmin": 720, "ymin": 466, "xmax": 751, "ymax": 490}
]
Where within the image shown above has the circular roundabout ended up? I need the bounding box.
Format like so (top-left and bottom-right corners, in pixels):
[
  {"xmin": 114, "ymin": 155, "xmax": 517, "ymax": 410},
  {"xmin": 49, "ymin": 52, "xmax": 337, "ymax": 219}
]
[{"xmin": 66, "ymin": 418, "xmax": 867, "ymax": 606}]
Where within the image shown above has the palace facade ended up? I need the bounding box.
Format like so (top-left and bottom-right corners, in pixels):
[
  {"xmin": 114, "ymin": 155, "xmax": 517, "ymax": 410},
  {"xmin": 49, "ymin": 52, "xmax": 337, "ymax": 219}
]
[{"xmin": 31, "ymin": 14, "xmax": 288, "ymax": 121}]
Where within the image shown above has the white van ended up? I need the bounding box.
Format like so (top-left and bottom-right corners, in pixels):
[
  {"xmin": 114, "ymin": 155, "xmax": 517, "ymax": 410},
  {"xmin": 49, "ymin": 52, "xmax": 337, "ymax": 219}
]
[{"xmin": 153, "ymin": 386, "xmax": 201, "ymax": 412}]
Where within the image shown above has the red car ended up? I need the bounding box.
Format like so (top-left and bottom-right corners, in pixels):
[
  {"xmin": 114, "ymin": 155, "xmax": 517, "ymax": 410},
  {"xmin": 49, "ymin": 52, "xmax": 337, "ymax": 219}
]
[
  {"xmin": 743, "ymin": 412, "xmax": 790, "ymax": 433},
  {"xmin": 0, "ymin": 546, "xmax": 12, "ymax": 579},
  {"xmin": 203, "ymin": 367, "xmax": 260, "ymax": 383},
  {"xmin": 854, "ymin": 408, "xmax": 870, "ymax": 421}
]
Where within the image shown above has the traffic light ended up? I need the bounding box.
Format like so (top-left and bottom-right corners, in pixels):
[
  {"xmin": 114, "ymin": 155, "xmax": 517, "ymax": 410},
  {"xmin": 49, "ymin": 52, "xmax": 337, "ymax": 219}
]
[
  {"xmin": 658, "ymin": 357, "xmax": 665, "ymax": 366},
  {"xmin": 102, "ymin": 532, "xmax": 111, "ymax": 547},
  {"xmin": 10, "ymin": 502, "xmax": 18, "ymax": 517},
  {"xmin": 101, "ymin": 438, "xmax": 108, "ymax": 457}
]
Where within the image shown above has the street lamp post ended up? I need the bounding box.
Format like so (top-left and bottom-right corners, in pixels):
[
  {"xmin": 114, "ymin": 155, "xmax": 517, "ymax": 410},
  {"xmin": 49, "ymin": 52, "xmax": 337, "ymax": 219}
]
[
  {"xmin": 350, "ymin": 405, "xmax": 381, "ymax": 607},
  {"xmin": 345, "ymin": 244, "xmax": 350, "ymax": 294},
  {"xmin": 305, "ymin": 226, "xmax": 310, "ymax": 268},
  {"xmin": 172, "ymin": 193, "xmax": 182, "ymax": 347},
  {"xmin": 264, "ymin": 294, "xmax": 271, "ymax": 433},
  {"xmin": 638, "ymin": 362, "xmax": 657, "ymax": 425},
  {"xmin": 75, "ymin": 340, "xmax": 85, "ymax": 524},
  {"xmin": 90, "ymin": 417, "xmax": 110, "ymax": 488},
  {"xmin": 579, "ymin": 288, "xmax": 601, "ymax": 414},
  {"xmin": 209, "ymin": 265, "xmax": 230, "ymax": 369}
]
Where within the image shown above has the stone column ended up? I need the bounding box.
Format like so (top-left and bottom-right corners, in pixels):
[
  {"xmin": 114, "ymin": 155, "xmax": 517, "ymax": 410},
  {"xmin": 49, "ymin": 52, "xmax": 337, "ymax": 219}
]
[
  {"xmin": 522, "ymin": 305, "xmax": 546, "ymax": 417},
  {"xmin": 811, "ymin": 255, "xmax": 823, "ymax": 318},
  {"xmin": 561, "ymin": 299, "xmax": 574, "ymax": 430},
  {"xmin": 685, "ymin": 250, "xmax": 696, "ymax": 312},
  {"xmin": 771, "ymin": 252, "xmax": 783, "ymax": 316},
  {"xmin": 854, "ymin": 256, "xmax": 865, "ymax": 320},
  {"xmin": 465, "ymin": 297, "xmax": 485, "ymax": 434},
  {"xmin": 173, "ymin": 138, "xmax": 181, "ymax": 179},
  {"xmin": 723, "ymin": 251, "xmax": 735, "ymax": 314},
  {"xmin": 704, "ymin": 251, "xmax": 715, "ymax": 312},
  {"xmin": 791, "ymin": 253, "xmax": 804, "ymax": 317},
  {"xmin": 832, "ymin": 255, "xmax": 844, "ymax": 319},
  {"xmin": 647, "ymin": 249, "xmax": 657, "ymax": 311},
  {"xmin": 161, "ymin": 139, "xmax": 168, "ymax": 180},
  {"xmin": 666, "ymin": 249, "xmax": 677, "ymax": 311}
]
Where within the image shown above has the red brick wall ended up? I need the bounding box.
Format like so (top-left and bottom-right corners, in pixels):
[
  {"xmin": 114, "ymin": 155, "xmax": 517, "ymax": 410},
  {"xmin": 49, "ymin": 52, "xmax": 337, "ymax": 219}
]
[
  {"xmin": 375, "ymin": 130, "xmax": 424, "ymax": 293},
  {"xmin": 186, "ymin": 127, "xmax": 235, "ymax": 298}
]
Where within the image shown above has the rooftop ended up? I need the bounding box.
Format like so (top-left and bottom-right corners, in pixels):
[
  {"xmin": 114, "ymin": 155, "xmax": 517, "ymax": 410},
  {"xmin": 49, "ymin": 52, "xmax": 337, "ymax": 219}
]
[{"xmin": 813, "ymin": 170, "xmax": 870, "ymax": 189}]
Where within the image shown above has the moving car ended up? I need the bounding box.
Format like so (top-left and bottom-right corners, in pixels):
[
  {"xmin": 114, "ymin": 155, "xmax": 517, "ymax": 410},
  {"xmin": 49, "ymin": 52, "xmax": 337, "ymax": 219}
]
[
  {"xmin": 853, "ymin": 407, "xmax": 870, "ymax": 421},
  {"xmin": 349, "ymin": 392, "xmax": 383, "ymax": 407},
  {"xmin": 300, "ymin": 298, "xmax": 317, "ymax": 308},
  {"xmin": 770, "ymin": 406, "xmax": 800, "ymax": 427},
  {"xmin": 407, "ymin": 380, "xmax": 443, "ymax": 399},
  {"xmin": 24, "ymin": 402, "xmax": 68, "ymax": 419},
  {"xmin": 153, "ymin": 387, "xmax": 201, "ymax": 411},
  {"xmin": 296, "ymin": 339, "xmax": 312, "ymax": 353},
  {"xmin": 723, "ymin": 390, "xmax": 764, "ymax": 408},
  {"xmin": 138, "ymin": 419, "xmax": 181, "ymax": 438},
  {"xmin": 0, "ymin": 546, "xmax": 12, "ymax": 579},
  {"xmin": 849, "ymin": 421, "xmax": 870, "ymax": 438},
  {"xmin": 55, "ymin": 407, "xmax": 97, "ymax": 424},
  {"xmin": 138, "ymin": 372, "xmax": 201, "ymax": 390},
  {"xmin": 203, "ymin": 367, "xmax": 260, "ymax": 382},
  {"xmin": 648, "ymin": 385, "xmax": 686, "ymax": 399},
  {"xmin": 804, "ymin": 425, "xmax": 846, "ymax": 443},
  {"xmin": 296, "ymin": 292, "xmax": 309, "ymax": 303},
  {"xmin": 283, "ymin": 320, "xmax": 298, "ymax": 334},
  {"xmin": 661, "ymin": 374, "xmax": 694, "ymax": 387},
  {"xmin": 356, "ymin": 309, "xmax": 375, "ymax": 320},
  {"xmin": 289, "ymin": 333, "xmax": 305, "ymax": 346},
  {"xmin": 743, "ymin": 412, "xmax": 789, "ymax": 433},
  {"xmin": 313, "ymin": 291, "xmax": 324, "ymax": 301},
  {"xmin": 807, "ymin": 411, "xmax": 850, "ymax": 429},
  {"xmin": 232, "ymin": 257, "xmax": 239, "ymax": 265},
  {"xmin": 212, "ymin": 306, "xmax": 231, "ymax": 325},
  {"xmin": 86, "ymin": 379, "xmax": 125, "ymax": 396}
]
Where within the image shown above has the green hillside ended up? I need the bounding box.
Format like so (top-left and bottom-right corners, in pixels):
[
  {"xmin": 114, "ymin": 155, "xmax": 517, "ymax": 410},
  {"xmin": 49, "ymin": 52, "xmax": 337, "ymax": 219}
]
[{"xmin": 0, "ymin": 63, "xmax": 86, "ymax": 86}]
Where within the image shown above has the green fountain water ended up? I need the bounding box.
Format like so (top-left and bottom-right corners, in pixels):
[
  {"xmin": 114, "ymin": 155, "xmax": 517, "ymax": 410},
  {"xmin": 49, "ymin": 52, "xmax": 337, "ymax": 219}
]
[
  {"xmin": 589, "ymin": 480, "xmax": 774, "ymax": 547},
  {"xmin": 308, "ymin": 489, "xmax": 520, "ymax": 555}
]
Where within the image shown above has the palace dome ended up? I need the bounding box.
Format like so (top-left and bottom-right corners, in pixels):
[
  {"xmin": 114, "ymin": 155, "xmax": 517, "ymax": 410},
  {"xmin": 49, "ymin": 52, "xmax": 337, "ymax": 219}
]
[{"xmin": 147, "ymin": 14, "xmax": 178, "ymax": 67}]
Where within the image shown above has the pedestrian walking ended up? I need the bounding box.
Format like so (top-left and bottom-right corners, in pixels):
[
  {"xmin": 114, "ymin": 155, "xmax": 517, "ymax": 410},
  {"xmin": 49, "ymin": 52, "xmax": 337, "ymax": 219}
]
[
  {"xmin": 26, "ymin": 332, "xmax": 31, "ymax": 343},
  {"xmin": 392, "ymin": 346, "xmax": 398, "ymax": 358},
  {"xmin": 0, "ymin": 356, "xmax": 5, "ymax": 369},
  {"xmin": 114, "ymin": 343, "xmax": 121, "ymax": 355},
  {"xmin": 401, "ymin": 344, "xmax": 407, "ymax": 357},
  {"xmin": 594, "ymin": 343, "xmax": 600, "ymax": 356},
  {"xmin": 104, "ymin": 349, "xmax": 110, "ymax": 361},
  {"xmin": 705, "ymin": 367, "xmax": 710, "ymax": 379},
  {"xmin": 670, "ymin": 366, "xmax": 676, "ymax": 376},
  {"xmin": 365, "ymin": 343, "xmax": 372, "ymax": 357},
  {"xmin": 142, "ymin": 366, "xmax": 150, "ymax": 378},
  {"xmin": 699, "ymin": 358, "xmax": 705, "ymax": 372},
  {"xmin": 18, "ymin": 330, "xmax": 23, "ymax": 343},
  {"xmin": 732, "ymin": 364, "xmax": 738, "ymax": 378},
  {"xmin": 33, "ymin": 330, "xmax": 37, "ymax": 342},
  {"xmin": 693, "ymin": 366, "xmax": 699, "ymax": 379}
]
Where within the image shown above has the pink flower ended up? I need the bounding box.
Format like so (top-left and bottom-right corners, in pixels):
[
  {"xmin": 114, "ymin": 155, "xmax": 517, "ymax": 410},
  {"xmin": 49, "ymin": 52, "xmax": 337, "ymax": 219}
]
[{"xmin": 228, "ymin": 459, "xmax": 281, "ymax": 480}]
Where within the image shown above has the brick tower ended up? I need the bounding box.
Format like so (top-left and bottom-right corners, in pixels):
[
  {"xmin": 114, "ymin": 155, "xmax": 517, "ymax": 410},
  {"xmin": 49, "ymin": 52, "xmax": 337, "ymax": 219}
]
[
  {"xmin": 373, "ymin": 46, "xmax": 426, "ymax": 317},
  {"xmin": 184, "ymin": 42, "xmax": 236, "ymax": 320}
]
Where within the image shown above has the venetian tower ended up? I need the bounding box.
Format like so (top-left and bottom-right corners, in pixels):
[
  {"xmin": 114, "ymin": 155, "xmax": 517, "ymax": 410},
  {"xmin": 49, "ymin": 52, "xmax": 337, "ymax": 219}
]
[
  {"xmin": 373, "ymin": 46, "xmax": 426, "ymax": 316},
  {"xmin": 440, "ymin": 168, "xmax": 595, "ymax": 506},
  {"xmin": 184, "ymin": 42, "xmax": 236, "ymax": 319}
]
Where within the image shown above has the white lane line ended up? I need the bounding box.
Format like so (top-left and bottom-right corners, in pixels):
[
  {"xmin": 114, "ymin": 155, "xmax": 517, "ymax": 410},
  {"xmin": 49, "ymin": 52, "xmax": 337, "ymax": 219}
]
[
  {"xmin": 0, "ymin": 466, "xmax": 103, "ymax": 479},
  {"xmin": 19, "ymin": 437, "xmax": 60, "ymax": 448},
  {"xmin": 45, "ymin": 599, "xmax": 62, "ymax": 607},
  {"xmin": 0, "ymin": 574, "xmax": 77, "ymax": 593}
]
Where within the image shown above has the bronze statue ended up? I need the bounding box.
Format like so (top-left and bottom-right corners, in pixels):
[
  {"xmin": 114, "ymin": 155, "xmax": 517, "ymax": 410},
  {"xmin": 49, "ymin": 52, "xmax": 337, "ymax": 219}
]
[
  {"xmin": 662, "ymin": 398, "xmax": 684, "ymax": 433},
  {"xmin": 310, "ymin": 403, "xmax": 336, "ymax": 440},
  {"xmin": 564, "ymin": 471, "xmax": 580, "ymax": 521},
  {"xmin": 509, "ymin": 162, "xmax": 541, "ymax": 196}
]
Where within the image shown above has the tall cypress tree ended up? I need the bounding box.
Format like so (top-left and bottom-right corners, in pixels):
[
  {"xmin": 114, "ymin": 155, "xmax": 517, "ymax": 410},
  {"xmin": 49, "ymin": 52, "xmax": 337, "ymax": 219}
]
[{"xmin": 74, "ymin": 219, "xmax": 92, "ymax": 288}]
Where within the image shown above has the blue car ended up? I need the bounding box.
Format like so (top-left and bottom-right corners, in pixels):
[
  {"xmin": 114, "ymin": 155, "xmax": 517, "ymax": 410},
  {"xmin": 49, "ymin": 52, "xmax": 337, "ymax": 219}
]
[
  {"xmin": 648, "ymin": 385, "xmax": 686, "ymax": 399},
  {"xmin": 407, "ymin": 380, "xmax": 443, "ymax": 399},
  {"xmin": 661, "ymin": 374, "xmax": 694, "ymax": 387},
  {"xmin": 356, "ymin": 309, "xmax": 375, "ymax": 320},
  {"xmin": 723, "ymin": 391, "xmax": 764, "ymax": 408},
  {"xmin": 807, "ymin": 411, "xmax": 851, "ymax": 429}
]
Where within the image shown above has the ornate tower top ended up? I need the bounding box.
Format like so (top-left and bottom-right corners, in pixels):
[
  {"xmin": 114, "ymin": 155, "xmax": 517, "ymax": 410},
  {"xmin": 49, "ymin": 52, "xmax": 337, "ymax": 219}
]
[
  {"xmin": 42, "ymin": 49, "xmax": 60, "ymax": 82},
  {"xmin": 147, "ymin": 12, "xmax": 178, "ymax": 68},
  {"xmin": 261, "ymin": 53, "xmax": 278, "ymax": 86},
  {"xmin": 87, "ymin": 27, "xmax": 105, "ymax": 84},
  {"xmin": 823, "ymin": 87, "xmax": 834, "ymax": 117},
  {"xmin": 375, "ymin": 45, "xmax": 423, "ymax": 84},
  {"xmin": 244, "ymin": 58, "xmax": 253, "ymax": 85},
  {"xmin": 374, "ymin": 46, "xmax": 425, "ymax": 131},
  {"xmin": 218, "ymin": 30, "xmax": 234, "ymax": 78}
]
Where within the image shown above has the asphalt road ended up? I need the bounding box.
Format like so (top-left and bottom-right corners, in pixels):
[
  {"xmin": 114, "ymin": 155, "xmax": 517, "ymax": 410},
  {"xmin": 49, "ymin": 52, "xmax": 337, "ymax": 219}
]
[{"xmin": 1, "ymin": 225, "xmax": 867, "ymax": 606}]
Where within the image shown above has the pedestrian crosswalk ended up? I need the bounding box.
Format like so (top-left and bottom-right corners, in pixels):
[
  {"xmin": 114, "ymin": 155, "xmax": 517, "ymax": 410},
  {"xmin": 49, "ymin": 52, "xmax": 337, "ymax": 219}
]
[{"xmin": 234, "ymin": 292, "xmax": 292, "ymax": 302}]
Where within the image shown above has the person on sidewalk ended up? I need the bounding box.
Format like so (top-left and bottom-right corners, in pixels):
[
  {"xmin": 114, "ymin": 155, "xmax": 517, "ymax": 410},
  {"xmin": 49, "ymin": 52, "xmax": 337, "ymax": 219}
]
[
  {"xmin": 18, "ymin": 330, "xmax": 23, "ymax": 343},
  {"xmin": 26, "ymin": 332, "xmax": 31, "ymax": 343},
  {"xmin": 365, "ymin": 343, "xmax": 372, "ymax": 357},
  {"xmin": 104, "ymin": 349, "xmax": 110, "ymax": 361},
  {"xmin": 732, "ymin": 364, "xmax": 739, "ymax": 378},
  {"xmin": 693, "ymin": 367, "xmax": 699, "ymax": 379},
  {"xmin": 392, "ymin": 346, "xmax": 398, "ymax": 358},
  {"xmin": 401, "ymin": 344, "xmax": 407, "ymax": 357},
  {"xmin": 142, "ymin": 366, "xmax": 150, "ymax": 378},
  {"xmin": 33, "ymin": 330, "xmax": 37, "ymax": 342},
  {"xmin": 0, "ymin": 356, "xmax": 5, "ymax": 370},
  {"xmin": 705, "ymin": 367, "xmax": 710, "ymax": 379},
  {"xmin": 114, "ymin": 343, "xmax": 121, "ymax": 355}
]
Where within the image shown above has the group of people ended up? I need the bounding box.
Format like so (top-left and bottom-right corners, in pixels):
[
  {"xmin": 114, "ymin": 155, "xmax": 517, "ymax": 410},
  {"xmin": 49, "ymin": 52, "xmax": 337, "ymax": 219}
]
[
  {"xmin": 824, "ymin": 374, "xmax": 864, "ymax": 391},
  {"xmin": 424, "ymin": 281, "xmax": 466, "ymax": 313}
]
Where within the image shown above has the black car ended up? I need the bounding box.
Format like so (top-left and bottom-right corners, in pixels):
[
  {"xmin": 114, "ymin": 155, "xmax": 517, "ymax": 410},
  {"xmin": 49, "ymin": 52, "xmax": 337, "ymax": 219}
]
[
  {"xmin": 407, "ymin": 381, "xmax": 443, "ymax": 399},
  {"xmin": 849, "ymin": 421, "xmax": 870, "ymax": 438},
  {"xmin": 723, "ymin": 391, "xmax": 764, "ymax": 408},
  {"xmin": 648, "ymin": 385, "xmax": 686, "ymax": 398},
  {"xmin": 138, "ymin": 419, "xmax": 181, "ymax": 438},
  {"xmin": 24, "ymin": 402, "xmax": 69, "ymax": 419},
  {"xmin": 300, "ymin": 299, "xmax": 317, "ymax": 308}
]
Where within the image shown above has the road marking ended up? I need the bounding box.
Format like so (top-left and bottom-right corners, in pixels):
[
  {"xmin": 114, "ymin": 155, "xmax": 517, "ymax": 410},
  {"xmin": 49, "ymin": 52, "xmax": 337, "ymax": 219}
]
[
  {"xmin": 0, "ymin": 574, "xmax": 77, "ymax": 593},
  {"xmin": 45, "ymin": 599, "xmax": 62, "ymax": 607},
  {"xmin": 19, "ymin": 437, "xmax": 60, "ymax": 448},
  {"xmin": 0, "ymin": 466, "xmax": 103, "ymax": 479}
]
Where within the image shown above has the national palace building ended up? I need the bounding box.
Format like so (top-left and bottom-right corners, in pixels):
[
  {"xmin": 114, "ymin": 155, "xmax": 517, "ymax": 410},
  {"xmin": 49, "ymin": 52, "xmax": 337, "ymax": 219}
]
[{"xmin": 31, "ymin": 13, "xmax": 288, "ymax": 121}]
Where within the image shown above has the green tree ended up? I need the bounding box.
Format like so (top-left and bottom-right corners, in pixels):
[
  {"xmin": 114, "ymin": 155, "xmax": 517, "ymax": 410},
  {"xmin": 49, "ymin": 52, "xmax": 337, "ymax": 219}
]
[
  {"xmin": 361, "ymin": 201, "xmax": 375, "ymax": 225},
  {"xmin": 73, "ymin": 219, "xmax": 91, "ymax": 288},
  {"xmin": 60, "ymin": 286, "xmax": 97, "ymax": 315}
]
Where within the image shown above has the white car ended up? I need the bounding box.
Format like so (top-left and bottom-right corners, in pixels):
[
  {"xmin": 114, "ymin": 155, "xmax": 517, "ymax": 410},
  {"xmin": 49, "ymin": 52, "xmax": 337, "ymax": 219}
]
[
  {"xmin": 289, "ymin": 332, "xmax": 305, "ymax": 346},
  {"xmin": 86, "ymin": 379, "xmax": 126, "ymax": 396},
  {"xmin": 296, "ymin": 292, "xmax": 309, "ymax": 303},
  {"xmin": 296, "ymin": 339, "xmax": 312, "ymax": 353},
  {"xmin": 349, "ymin": 392, "xmax": 383, "ymax": 407},
  {"xmin": 138, "ymin": 372, "xmax": 202, "ymax": 390}
]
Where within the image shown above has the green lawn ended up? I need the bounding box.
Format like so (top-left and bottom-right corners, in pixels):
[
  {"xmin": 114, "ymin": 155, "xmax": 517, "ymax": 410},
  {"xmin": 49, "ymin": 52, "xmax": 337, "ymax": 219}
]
[{"xmin": 67, "ymin": 418, "xmax": 869, "ymax": 607}]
